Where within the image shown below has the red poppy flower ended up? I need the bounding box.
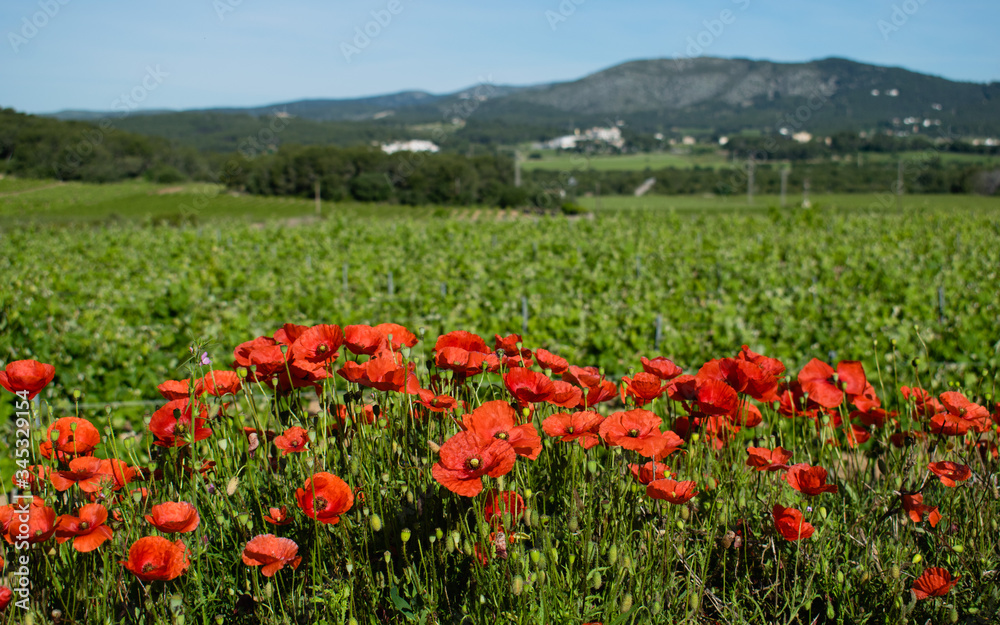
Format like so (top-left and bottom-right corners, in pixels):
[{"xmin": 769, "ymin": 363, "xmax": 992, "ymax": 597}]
[
  {"xmin": 3, "ymin": 497, "xmax": 56, "ymax": 545},
  {"xmin": 242, "ymin": 534, "xmax": 302, "ymax": 577},
  {"xmin": 274, "ymin": 426, "xmax": 310, "ymax": 455},
  {"xmin": 295, "ymin": 472, "xmax": 354, "ymax": 525},
  {"xmin": 797, "ymin": 359, "xmax": 867, "ymax": 409},
  {"xmin": 535, "ymin": 348, "xmax": 569, "ymax": 374},
  {"xmin": 263, "ymin": 506, "xmax": 293, "ymax": 526},
  {"xmin": 45, "ymin": 417, "xmax": 101, "ymax": 458},
  {"xmin": 145, "ymin": 502, "xmax": 200, "ymax": 533},
  {"xmin": 717, "ymin": 358, "xmax": 779, "ymax": 402},
  {"xmin": 646, "ymin": 479, "xmax": 698, "ymax": 504},
  {"xmin": 371, "ymin": 322, "xmax": 418, "ymax": 351},
  {"xmin": 434, "ymin": 347, "xmax": 488, "ymax": 377},
  {"xmin": 929, "ymin": 391, "xmax": 991, "ymax": 436},
  {"xmin": 415, "ymin": 390, "xmax": 458, "ymax": 413},
  {"xmin": 11, "ymin": 464, "xmax": 47, "ymax": 494},
  {"xmin": 561, "ymin": 365, "xmax": 602, "ymax": 388},
  {"xmin": 483, "ymin": 490, "xmax": 526, "ymax": 528},
  {"xmin": 541, "ymin": 411, "xmax": 605, "ymax": 450},
  {"xmin": 343, "ymin": 325, "xmax": 387, "ymax": 355},
  {"xmin": 148, "ymin": 399, "xmax": 212, "ymax": 448},
  {"xmin": 547, "ymin": 381, "xmax": 583, "ymax": 409},
  {"xmin": 194, "ymin": 370, "xmax": 242, "ymax": 397},
  {"xmin": 579, "ymin": 379, "xmax": 618, "ymax": 409},
  {"xmin": 503, "ymin": 368, "xmax": 555, "ymax": 405},
  {"xmin": 731, "ymin": 400, "xmax": 763, "ymax": 428},
  {"xmin": 850, "ymin": 382, "xmax": 881, "ymax": 412},
  {"xmin": 600, "ymin": 410, "xmax": 683, "ymax": 459},
  {"xmin": 928, "ymin": 461, "xmax": 971, "ymax": 487},
  {"xmin": 745, "ymin": 446, "xmax": 793, "ymax": 472},
  {"xmin": 772, "ymin": 504, "xmax": 814, "ymax": 541},
  {"xmin": 901, "ymin": 494, "xmax": 941, "ymax": 527},
  {"xmin": 0, "ymin": 359, "xmax": 55, "ymax": 400},
  {"xmin": 289, "ymin": 324, "xmax": 344, "ymax": 370},
  {"xmin": 0, "ymin": 587, "xmax": 10, "ymax": 611},
  {"xmin": 362, "ymin": 354, "xmax": 408, "ymax": 392},
  {"xmin": 50, "ymin": 456, "xmax": 109, "ymax": 493},
  {"xmin": 736, "ymin": 345, "xmax": 786, "ymax": 377},
  {"xmin": 640, "ymin": 356, "xmax": 683, "ymax": 381},
  {"xmin": 432, "ymin": 431, "xmax": 516, "ymax": 497},
  {"xmin": 851, "ymin": 407, "xmax": 893, "ymax": 429},
  {"xmin": 435, "ymin": 330, "xmax": 490, "ymax": 355},
  {"xmin": 157, "ymin": 379, "xmax": 190, "ymax": 400},
  {"xmin": 233, "ymin": 336, "xmax": 285, "ymax": 381},
  {"xmin": 463, "ymin": 400, "xmax": 542, "ymax": 460},
  {"xmin": 55, "ymin": 503, "xmax": 112, "ymax": 552},
  {"xmin": 121, "ymin": 536, "xmax": 190, "ymax": 581},
  {"xmin": 782, "ymin": 464, "xmax": 838, "ymax": 496},
  {"xmin": 620, "ymin": 372, "xmax": 666, "ymax": 406},
  {"xmin": 101, "ymin": 458, "xmax": 139, "ymax": 491},
  {"xmin": 912, "ymin": 567, "xmax": 960, "ymax": 600},
  {"xmin": 629, "ymin": 461, "xmax": 674, "ymax": 485},
  {"xmin": 273, "ymin": 323, "xmax": 309, "ymax": 346}
]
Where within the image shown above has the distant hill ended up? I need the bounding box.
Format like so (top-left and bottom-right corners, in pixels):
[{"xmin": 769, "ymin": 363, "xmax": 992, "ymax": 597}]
[{"xmin": 45, "ymin": 57, "xmax": 1000, "ymax": 150}]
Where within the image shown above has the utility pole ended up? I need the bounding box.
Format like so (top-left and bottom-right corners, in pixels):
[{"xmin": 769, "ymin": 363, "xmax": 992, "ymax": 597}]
[
  {"xmin": 802, "ymin": 179, "xmax": 811, "ymax": 208},
  {"xmin": 747, "ymin": 156, "xmax": 755, "ymax": 205},
  {"xmin": 314, "ymin": 180, "xmax": 321, "ymax": 216},
  {"xmin": 514, "ymin": 151, "xmax": 522, "ymax": 188}
]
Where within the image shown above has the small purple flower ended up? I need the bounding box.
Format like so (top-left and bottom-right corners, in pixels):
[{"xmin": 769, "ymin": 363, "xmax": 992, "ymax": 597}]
[
  {"xmin": 806, "ymin": 506, "xmax": 813, "ymax": 513},
  {"xmin": 189, "ymin": 346, "xmax": 212, "ymax": 366}
]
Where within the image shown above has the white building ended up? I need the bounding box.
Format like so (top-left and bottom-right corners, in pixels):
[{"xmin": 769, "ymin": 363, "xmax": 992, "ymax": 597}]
[{"xmin": 381, "ymin": 140, "xmax": 440, "ymax": 154}]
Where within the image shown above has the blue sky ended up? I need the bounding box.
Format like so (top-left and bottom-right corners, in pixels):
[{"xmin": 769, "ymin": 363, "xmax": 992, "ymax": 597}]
[{"xmin": 2, "ymin": 0, "xmax": 998, "ymax": 113}]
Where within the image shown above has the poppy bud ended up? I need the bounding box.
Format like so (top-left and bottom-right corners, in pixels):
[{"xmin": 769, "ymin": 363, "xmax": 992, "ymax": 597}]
[
  {"xmin": 435, "ymin": 528, "xmax": 444, "ymax": 540},
  {"xmin": 621, "ymin": 593, "xmax": 633, "ymax": 613},
  {"xmin": 680, "ymin": 506, "xmax": 690, "ymax": 521},
  {"xmin": 550, "ymin": 548, "xmax": 558, "ymax": 565},
  {"xmin": 512, "ymin": 575, "xmax": 524, "ymax": 596},
  {"xmin": 826, "ymin": 603, "xmax": 835, "ymax": 620},
  {"xmin": 370, "ymin": 514, "xmax": 382, "ymax": 532},
  {"xmin": 568, "ymin": 516, "xmax": 579, "ymax": 533},
  {"xmin": 836, "ymin": 570, "xmax": 844, "ymax": 584},
  {"xmin": 462, "ymin": 540, "xmax": 473, "ymax": 556},
  {"xmin": 891, "ymin": 564, "xmax": 900, "ymax": 580},
  {"xmin": 950, "ymin": 608, "xmax": 959, "ymax": 623},
  {"xmin": 530, "ymin": 549, "xmax": 541, "ymax": 565},
  {"xmin": 651, "ymin": 600, "xmax": 662, "ymax": 616},
  {"xmin": 912, "ymin": 554, "xmax": 922, "ymax": 565},
  {"xmin": 406, "ymin": 490, "xmax": 414, "ymax": 504},
  {"xmin": 591, "ymin": 571, "xmax": 602, "ymax": 590},
  {"xmin": 609, "ymin": 544, "xmax": 618, "ymax": 567},
  {"xmin": 587, "ymin": 460, "xmax": 598, "ymax": 475},
  {"xmin": 952, "ymin": 544, "xmax": 964, "ymax": 553},
  {"xmin": 689, "ymin": 593, "xmax": 700, "ymax": 610}
]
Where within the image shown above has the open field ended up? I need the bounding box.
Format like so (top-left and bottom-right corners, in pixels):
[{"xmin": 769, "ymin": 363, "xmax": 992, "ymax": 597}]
[
  {"xmin": 2, "ymin": 180, "xmax": 999, "ymax": 623},
  {"xmin": 520, "ymin": 150, "xmax": 731, "ymax": 172}
]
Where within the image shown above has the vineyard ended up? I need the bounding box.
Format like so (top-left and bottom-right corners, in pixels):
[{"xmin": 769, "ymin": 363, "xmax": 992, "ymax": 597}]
[{"xmin": 1, "ymin": 182, "xmax": 999, "ymax": 623}]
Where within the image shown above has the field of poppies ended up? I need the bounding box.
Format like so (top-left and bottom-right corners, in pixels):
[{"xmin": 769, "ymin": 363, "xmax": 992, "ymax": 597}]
[
  {"xmin": 1, "ymin": 189, "xmax": 999, "ymax": 623},
  {"xmin": 2, "ymin": 318, "xmax": 998, "ymax": 623}
]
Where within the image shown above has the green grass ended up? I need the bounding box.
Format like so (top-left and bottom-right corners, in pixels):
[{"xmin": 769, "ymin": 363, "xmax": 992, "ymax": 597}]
[
  {"xmin": 0, "ymin": 179, "xmax": 443, "ymax": 225},
  {"xmin": 577, "ymin": 193, "xmax": 1000, "ymax": 213},
  {"xmin": 521, "ymin": 151, "xmax": 730, "ymax": 172}
]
